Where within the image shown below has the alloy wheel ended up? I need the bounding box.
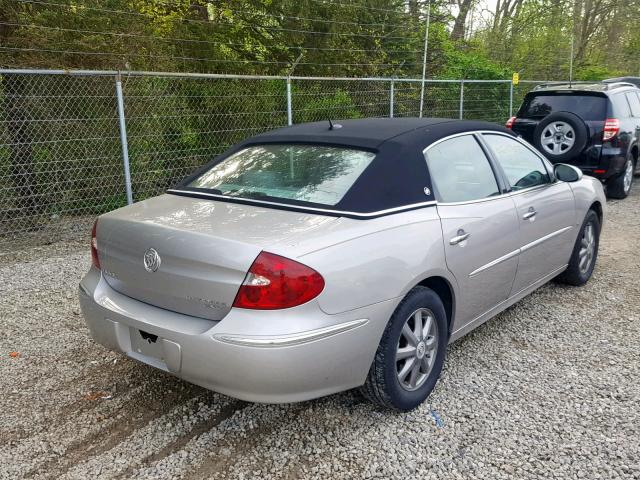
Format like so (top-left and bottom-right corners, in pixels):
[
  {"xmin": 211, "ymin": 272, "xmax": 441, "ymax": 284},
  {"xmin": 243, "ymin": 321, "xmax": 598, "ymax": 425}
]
[
  {"xmin": 395, "ymin": 308, "xmax": 438, "ymax": 391},
  {"xmin": 578, "ymin": 222, "xmax": 596, "ymax": 274},
  {"xmin": 540, "ymin": 121, "xmax": 575, "ymax": 155},
  {"xmin": 623, "ymin": 160, "xmax": 634, "ymax": 193}
]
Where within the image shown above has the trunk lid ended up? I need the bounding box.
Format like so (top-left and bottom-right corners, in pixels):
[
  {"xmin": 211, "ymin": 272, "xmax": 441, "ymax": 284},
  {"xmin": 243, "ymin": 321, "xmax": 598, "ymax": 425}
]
[{"xmin": 97, "ymin": 194, "xmax": 336, "ymax": 320}]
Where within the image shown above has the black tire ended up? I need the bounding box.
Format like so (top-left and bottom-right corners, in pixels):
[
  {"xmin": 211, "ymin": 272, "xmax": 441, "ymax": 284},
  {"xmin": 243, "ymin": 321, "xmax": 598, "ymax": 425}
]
[
  {"xmin": 533, "ymin": 112, "xmax": 589, "ymax": 163},
  {"xmin": 607, "ymin": 155, "xmax": 634, "ymax": 199},
  {"xmin": 360, "ymin": 286, "xmax": 448, "ymax": 411},
  {"xmin": 556, "ymin": 210, "xmax": 600, "ymax": 286}
]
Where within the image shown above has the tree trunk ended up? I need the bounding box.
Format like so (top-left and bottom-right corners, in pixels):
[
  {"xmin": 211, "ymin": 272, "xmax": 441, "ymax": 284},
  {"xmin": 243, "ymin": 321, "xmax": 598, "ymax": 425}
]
[
  {"xmin": 451, "ymin": 0, "xmax": 474, "ymax": 41},
  {"xmin": 408, "ymin": 0, "xmax": 420, "ymax": 19}
]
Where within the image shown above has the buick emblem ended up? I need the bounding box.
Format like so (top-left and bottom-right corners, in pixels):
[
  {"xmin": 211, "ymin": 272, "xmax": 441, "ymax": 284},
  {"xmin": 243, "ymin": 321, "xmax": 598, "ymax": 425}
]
[{"xmin": 143, "ymin": 248, "xmax": 161, "ymax": 272}]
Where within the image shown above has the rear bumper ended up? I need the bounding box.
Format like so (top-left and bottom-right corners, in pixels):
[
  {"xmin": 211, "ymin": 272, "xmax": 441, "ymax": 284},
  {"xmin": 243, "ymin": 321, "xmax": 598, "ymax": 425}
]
[
  {"xmin": 560, "ymin": 146, "xmax": 626, "ymax": 181},
  {"xmin": 79, "ymin": 267, "xmax": 395, "ymax": 403}
]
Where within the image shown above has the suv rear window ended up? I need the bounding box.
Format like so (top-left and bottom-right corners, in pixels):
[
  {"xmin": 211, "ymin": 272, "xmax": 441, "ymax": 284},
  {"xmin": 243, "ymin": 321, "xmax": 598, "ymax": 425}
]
[
  {"xmin": 188, "ymin": 144, "xmax": 376, "ymax": 206},
  {"xmin": 519, "ymin": 93, "xmax": 606, "ymax": 120}
]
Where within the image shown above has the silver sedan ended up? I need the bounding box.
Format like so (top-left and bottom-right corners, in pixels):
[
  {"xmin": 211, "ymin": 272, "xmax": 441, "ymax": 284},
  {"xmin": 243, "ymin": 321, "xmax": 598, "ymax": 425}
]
[{"xmin": 79, "ymin": 118, "xmax": 606, "ymax": 411}]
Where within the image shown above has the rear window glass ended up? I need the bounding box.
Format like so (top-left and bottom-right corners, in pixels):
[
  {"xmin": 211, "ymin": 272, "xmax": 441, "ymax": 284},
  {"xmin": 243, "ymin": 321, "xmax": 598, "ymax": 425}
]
[
  {"xmin": 188, "ymin": 144, "xmax": 375, "ymax": 206},
  {"xmin": 520, "ymin": 94, "xmax": 606, "ymax": 120}
]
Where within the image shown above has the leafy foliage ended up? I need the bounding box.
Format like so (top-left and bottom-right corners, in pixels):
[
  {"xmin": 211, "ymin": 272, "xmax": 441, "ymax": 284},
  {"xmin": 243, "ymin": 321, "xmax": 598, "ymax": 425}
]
[{"xmin": 1, "ymin": 1, "xmax": 637, "ymax": 80}]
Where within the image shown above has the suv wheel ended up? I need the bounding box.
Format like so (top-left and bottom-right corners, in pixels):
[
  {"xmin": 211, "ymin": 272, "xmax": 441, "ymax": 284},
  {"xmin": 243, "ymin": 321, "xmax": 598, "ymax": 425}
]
[
  {"xmin": 607, "ymin": 156, "xmax": 634, "ymax": 199},
  {"xmin": 360, "ymin": 286, "xmax": 447, "ymax": 411},
  {"xmin": 533, "ymin": 112, "xmax": 588, "ymax": 162}
]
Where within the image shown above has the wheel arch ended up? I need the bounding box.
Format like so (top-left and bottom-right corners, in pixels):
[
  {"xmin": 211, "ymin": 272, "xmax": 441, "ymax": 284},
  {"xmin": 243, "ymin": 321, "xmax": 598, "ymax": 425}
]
[
  {"xmin": 630, "ymin": 143, "xmax": 638, "ymax": 166},
  {"xmin": 589, "ymin": 200, "xmax": 604, "ymax": 228},
  {"xmin": 415, "ymin": 276, "xmax": 456, "ymax": 337}
]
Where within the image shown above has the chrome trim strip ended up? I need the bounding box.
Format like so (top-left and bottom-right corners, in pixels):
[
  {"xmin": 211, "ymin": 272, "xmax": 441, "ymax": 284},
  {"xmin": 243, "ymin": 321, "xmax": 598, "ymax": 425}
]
[
  {"xmin": 451, "ymin": 264, "xmax": 568, "ymax": 343},
  {"xmin": 422, "ymin": 130, "xmax": 481, "ymax": 154},
  {"xmin": 521, "ymin": 226, "xmax": 573, "ymax": 253},
  {"xmin": 167, "ymin": 189, "xmax": 436, "ymax": 218},
  {"xmin": 425, "ymin": 130, "xmax": 540, "ymax": 154},
  {"xmin": 435, "ymin": 182, "xmax": 552, "ymax": 207},
  {"xmin": 469, "ymin": 249, "xmax": 520, "ymax": 277},
  {"xmin": 467, "ymin": 226, "xmax": 572, "ymax": 277},
  {"xmin": 212, "ymin": 319, "xmax": 369, "ymax": 348}
]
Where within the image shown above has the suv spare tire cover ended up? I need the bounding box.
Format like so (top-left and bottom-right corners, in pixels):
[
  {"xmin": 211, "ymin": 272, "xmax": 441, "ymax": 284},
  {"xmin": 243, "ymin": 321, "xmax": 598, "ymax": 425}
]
[{"xmin": 533, "ymin": 111, "xmax": 589, "ymax": 163}]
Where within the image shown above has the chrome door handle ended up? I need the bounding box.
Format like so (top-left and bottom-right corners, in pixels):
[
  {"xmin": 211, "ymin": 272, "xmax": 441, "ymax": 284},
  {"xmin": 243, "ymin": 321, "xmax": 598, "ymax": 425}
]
[
  {"xmin": 449, "ymin": 231, "xmax": 471, "ymax": 245},
  {"xmin": 523, "ymin": 208, "xmax": 537, "ymax": 220}
]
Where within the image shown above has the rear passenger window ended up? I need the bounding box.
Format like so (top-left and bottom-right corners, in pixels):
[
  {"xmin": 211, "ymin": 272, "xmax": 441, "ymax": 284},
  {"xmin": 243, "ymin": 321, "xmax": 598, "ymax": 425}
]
[
  {"xmin": 424, "ymin": 135, "xmax": 500, "ymax": 203},
  {"xmin": 483, "ymin": 134, "xmax": 550, "ymax": 191},
  {"xmin": 626, "ymin": 92, "xmax": 640, "ymax": 117},
  {"xmin": 613, "ymin": 94, "xmax": 631, "ymax": 117}
]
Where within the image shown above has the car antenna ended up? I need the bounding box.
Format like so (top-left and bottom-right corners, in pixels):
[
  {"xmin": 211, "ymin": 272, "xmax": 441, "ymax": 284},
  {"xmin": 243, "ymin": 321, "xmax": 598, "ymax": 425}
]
[{"xmin": 328, "ymin": 119, "xmax": 342, "ymax": 130}]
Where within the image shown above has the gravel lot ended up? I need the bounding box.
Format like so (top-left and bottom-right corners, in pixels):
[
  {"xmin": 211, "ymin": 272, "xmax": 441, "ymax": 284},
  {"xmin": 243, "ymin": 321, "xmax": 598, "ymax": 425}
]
[{"xmin": 1, "ymin": 188, "xmax": 639, "ymax": 480}]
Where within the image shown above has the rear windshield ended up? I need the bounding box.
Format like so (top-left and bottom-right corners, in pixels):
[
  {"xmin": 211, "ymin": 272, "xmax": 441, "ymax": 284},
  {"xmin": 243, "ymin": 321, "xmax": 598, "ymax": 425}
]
[
  {"xmin": 188, "ymin": 144, "xmax": 376, "ymax": 206},
  {"xmin": 520, "ymin": 93, "xmax": 606, "ymax": 120}
]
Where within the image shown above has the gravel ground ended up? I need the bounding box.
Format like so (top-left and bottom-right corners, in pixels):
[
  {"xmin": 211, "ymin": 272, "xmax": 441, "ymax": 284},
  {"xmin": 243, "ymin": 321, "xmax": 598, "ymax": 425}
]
[{"xmin": 1, "ymin": 188, "xmax": 639, "ymax": 480}]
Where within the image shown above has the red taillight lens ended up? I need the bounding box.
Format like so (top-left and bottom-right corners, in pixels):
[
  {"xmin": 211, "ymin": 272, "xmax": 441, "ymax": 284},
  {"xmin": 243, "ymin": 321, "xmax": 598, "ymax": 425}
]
[
  {"xmin": 233, "ymin": 252, "xmax": 324, "ymax": 310},
  {"xmin": 505, "ymin": 116, "xmax": 516, "ymax": 129},
  {"xmin": 91, "ymin": 219, "xmax": 100, "ymax": 270},
  {"xmin": 603, "ymin": 118, "xmax": 619, "ymax": 141}
]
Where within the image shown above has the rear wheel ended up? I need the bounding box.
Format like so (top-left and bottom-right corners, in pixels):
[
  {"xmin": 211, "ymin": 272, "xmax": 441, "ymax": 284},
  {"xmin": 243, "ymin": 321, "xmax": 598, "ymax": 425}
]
[
  {"xmin": 360, "ymin": 286, "xmax": 447, "ymax": 411},
  {"xmin": 607, "ymin": 156, "xmax": 634, "ymax": 199},
  {"xmin": 556, "ymin": 210, "xmax": 600, "ymax": 286},
  {"xmin": 533, "ymin": 112, "xmax": 588, "ymax": 162}
]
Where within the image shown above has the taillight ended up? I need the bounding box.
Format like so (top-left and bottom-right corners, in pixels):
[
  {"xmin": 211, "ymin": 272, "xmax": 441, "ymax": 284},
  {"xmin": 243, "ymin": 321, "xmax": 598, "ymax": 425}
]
[
  {"xmin": 233, "ymin": 252, "xmax": 324, "ymax": 310},
  {"xmin": 91, "ymin": 219, "xmax": 100, "ymax": 270},
  {"xmin": 603, "ymin": 118, "xmax": 619, "ymax": 141},
  {"xmin": 505, "ymin": 116, "xmax": 516, "ymax": 129}
]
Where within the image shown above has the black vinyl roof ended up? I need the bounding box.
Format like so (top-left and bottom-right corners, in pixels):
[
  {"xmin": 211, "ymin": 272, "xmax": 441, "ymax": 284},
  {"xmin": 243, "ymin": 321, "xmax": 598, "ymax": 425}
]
[
  {"xmin": 171, "ymin": 118, "xmax": 514, "ymax": 219},
  {"xmin": 244, "ymin": 118, "xmax": 510, "ymax": 150}
]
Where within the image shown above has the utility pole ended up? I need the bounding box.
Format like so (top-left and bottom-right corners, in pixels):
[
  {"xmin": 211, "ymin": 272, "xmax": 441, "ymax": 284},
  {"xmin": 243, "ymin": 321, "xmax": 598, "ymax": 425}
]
[
  {"xmin": 569, "ymin": 33, "xmax": 574, "ymax": 86},
  {"xmin": 419, "ymin": 0, "xmax": 431, "ymax": 118}
]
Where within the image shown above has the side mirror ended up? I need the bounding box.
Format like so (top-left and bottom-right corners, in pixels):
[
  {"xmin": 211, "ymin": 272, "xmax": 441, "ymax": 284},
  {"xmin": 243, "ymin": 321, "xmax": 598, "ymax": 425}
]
[{"xmin": 554, "ymin": 163, "xmax": 583, "ymax": 183}]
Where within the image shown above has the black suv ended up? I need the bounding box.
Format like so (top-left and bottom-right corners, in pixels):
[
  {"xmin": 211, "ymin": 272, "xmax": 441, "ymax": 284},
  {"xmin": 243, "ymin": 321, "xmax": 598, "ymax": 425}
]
[{"xmin": 507, "ymin": 82, "xmax": 640, "ymax": 198}]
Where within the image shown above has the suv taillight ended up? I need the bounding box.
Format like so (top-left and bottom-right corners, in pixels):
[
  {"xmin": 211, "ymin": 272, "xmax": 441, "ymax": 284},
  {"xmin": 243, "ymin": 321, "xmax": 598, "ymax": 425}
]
[
  {"xmin": 233, "ymin": 252, "xmax": 324, "ymax": 310},
  {"xmin": 91, "ymin": 219, "xmax": 100, "ymax": 270},
  {"xmin": 603, "ymin": 118, "xmax": 619, "ymax": 141},
  {"xmin": 505, "ymin": 116, "xmax": 516, "ymax": 129}
]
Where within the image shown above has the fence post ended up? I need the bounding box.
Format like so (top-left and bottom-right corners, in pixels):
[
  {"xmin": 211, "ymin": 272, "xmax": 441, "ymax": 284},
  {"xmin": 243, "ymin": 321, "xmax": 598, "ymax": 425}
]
[
  {"xmin": 286, "ymin": 77, "xmax": 293, "ymax": 126},
  {"xmin": 509, "ymin": 80, "xmax": 514, "ymax": 117},
  {"xmin": 459, "ymin": 79, "xmax": 464, "ymax": 120},
  {"xmin": 419, "ymin": 1, "xmax": 431, "ymax": 118},
  {"xmin": 114, "ymin": 73, "xmax": 133, "ymax": 205},
  {"xmin": 390, "ymin": 80, "xmax": 395, "ymax": 118}
]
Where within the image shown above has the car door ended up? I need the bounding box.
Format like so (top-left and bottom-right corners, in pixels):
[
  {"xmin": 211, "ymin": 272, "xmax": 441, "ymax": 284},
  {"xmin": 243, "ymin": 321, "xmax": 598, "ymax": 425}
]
[
  {"xmin": 424, "ymin": 133, "xmax": 520, "ymax": 331},
  {"xmin": 481, "ymin": 133, "xmax": 576, "ymax": 294}
]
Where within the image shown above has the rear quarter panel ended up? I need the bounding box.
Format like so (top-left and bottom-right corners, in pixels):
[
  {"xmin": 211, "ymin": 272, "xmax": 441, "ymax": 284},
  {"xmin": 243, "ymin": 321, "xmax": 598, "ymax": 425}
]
[
  {"xmin": 569, "ymin": 176, "xmax": 607, "ymax": 229},
  {"xmin": 287, "ymin": 207, "xmax": 455, "ymax": 316}
]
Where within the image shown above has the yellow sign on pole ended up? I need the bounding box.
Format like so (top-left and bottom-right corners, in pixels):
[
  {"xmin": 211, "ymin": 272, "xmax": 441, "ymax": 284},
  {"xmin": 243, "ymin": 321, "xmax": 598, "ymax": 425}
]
[{"xmin": 512, "ymin": 72, "xmax": 520, "ymax": 85}]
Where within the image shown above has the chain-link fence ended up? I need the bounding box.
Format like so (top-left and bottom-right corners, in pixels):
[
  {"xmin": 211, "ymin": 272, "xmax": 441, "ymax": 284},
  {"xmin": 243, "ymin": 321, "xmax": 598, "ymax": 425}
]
[{"xmin": 0, "ymin": 69, "xmax": 533, "ymax": 252}]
